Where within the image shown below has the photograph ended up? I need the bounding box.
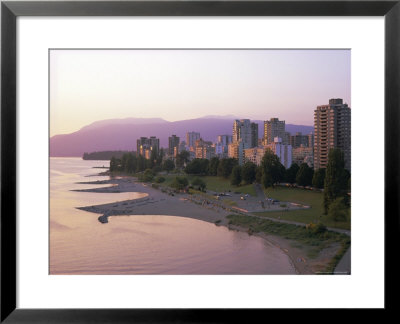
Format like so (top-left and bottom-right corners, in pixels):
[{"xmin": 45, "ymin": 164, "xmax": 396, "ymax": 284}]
[{"xmin": 49, "ymin": 49, "xmax": 351, "ymax": 275}]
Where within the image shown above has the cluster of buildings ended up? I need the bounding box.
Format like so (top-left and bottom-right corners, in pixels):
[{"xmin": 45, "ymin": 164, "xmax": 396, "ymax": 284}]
[{"xmin": 136, "ymin": 98, "xmax": 351, "ymax": 171}]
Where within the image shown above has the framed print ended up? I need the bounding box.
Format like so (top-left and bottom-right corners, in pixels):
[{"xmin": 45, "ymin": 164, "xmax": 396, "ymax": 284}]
[{"xmin": 1, "ymin": 0, "xmax": 399, "ymax": 321}]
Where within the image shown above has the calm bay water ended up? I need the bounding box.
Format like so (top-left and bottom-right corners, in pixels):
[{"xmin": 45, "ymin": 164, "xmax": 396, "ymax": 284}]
[{"xmin": 50, "ymin": 157, "xmax": 296, "ymax": 274}]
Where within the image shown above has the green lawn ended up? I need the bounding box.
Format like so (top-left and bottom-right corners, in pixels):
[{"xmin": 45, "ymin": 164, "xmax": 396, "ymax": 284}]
[
  {"xmin": 254, "ymin": 186, "xmax": 350, "ymax": 230},
  {"xmin": 201, "ymin": 176, "xmax": 256, "ymax": 196}
]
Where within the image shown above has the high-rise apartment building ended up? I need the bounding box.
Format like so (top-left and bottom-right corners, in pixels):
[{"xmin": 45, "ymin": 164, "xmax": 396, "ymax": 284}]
[
  {"xmin": 195, "ymin": 138, "xmax": 214, "ymax": 159},
  {"xmin": 168, "ymin": 135, "xmax": 180, "ymax": 157},
  {"xmin": 314, "ymin": 98, "xmax": 351, "ymax": 170},
  {"xmin": 244, "ymin": 147, "xmax": 267, "ymax": 166},
  {"xmin": 264, "ymin": 118, "xmax": 286, "ymax": 145},
  {"xmin": 233, "ymin": 119, "xmax": 252, "ymax": 148},
  {"xmin": 251, "ymin": 123, "xmax": 259, "ymax": 148},
  {"xmin": 307, "ymin": 133, "xmax": 314, "ymax": 149},
  {"xmin": 292, "ymin": 146, "xmax": 313, "ymax": 167},
  {"xmin": 265, "ymin": 137, "xmax": 292, "ymax": 169},
  {"xmin": 290, "ymin": 132, "xmax": 309, "ymax": 148},
  {"xmin": 217, "ymin": 135, "xmax": 233, "ymax": 146},
  {"xmin": 228, "ymin": 142, "xmax": 246, "ymax": 165},
  {"xmin": 233, "ymin": 119, "xmax": 258, "ymax": 149},
  {"xmin": 136, "ymin": 136, "xmax": 160, "ymax": 158},
  {"xmin": 186, "ymin": 132, "xmax": 200, "ymax": 148}
]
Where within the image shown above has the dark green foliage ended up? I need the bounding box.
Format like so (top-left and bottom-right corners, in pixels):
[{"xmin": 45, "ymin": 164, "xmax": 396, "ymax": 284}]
[
  {"xmin": 285, "ymin": 163, "xmax": 300, "ymax": 184},
  {"xmin": 217, "ymin": 158, "xmax": 238, "ymax": 178},
  {"xmin": 241, "ymin": 161, "xmax": 257, "ymax": 184},
  {"xmin": 110, "ymin": 153, "xmax": 141, "ymax": 173},
  {"xmin": 109, "ymin": 148, "xmax": 165, "ymax": 174},
  {"xmin": 83, "ymin": 151, "xmax": 131, "ymax": 160},
  {"xmin": 155, "ymin": 176, "xmax": 165, "ymax": 183},
  {"xmin": 110, "ymin": 156, "xmax": 122, "ymax": 172},
  {"xmin": 296, "ymin": 163, "xmax": 314, "ymax": 187},
  {"xmin": 307, "ymin": 222, "xmax": 327, "ymax": 235},
  {"xmin": 328, "ymin": 197, "xmax": 349, "ymax": 222},
  {"xmin": 208, "ymin": 157, "xmax": 220, "ymax": 176},
  {"xmin": 148, "ymin": 148, "xmax": 158, "ymax": 169},
  {"xmin": 184, "ymin": 158, "xmax": 209, "ymax": 175},
  {"xmin": 192, "ymin": 177, "xmax": 207, "ymax": 191},
  {"xmin": 162, "ymin": 159, "xmax": 175, "ymax": 173},
  {"xmin": 140, "ymin": 169, "xmax": 155, "ymax": 182},
  {"xmin": 176, "ymin": 150, "xmax": 190, "ymax": 169},
  {"xmin": 156, "ymin": 148, "xmax": 165, "ymax": 166},
  {"xmin": 136, "ymin": 154, "xmax": 147, "ymax": 172},
  {"xmin": 171, "ymin": 176, "xmax": 189, "ymax": 190},
  {"xmin": 312, "ymin": 168, "xmax": 326, "ymax": 189},
  {"xmin": 255, "ymin": 166, "xmax": 263, "ymax": 184},
  {"xmin": 231, "ymin": 165, "xmax": 242, "ymax": 186},
  {"xmin": 260, "ymin": 149, "xmax": 285, "ymax": 188},
  {"xmin": 323, "ymin": 149, "xmax": 350, "ymax": 214}
]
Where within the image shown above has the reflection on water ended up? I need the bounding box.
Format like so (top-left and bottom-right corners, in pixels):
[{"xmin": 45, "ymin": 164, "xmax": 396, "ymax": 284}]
[{"xmin": 50, "ymin": 157, "xmax": 296, "ymax": 274}]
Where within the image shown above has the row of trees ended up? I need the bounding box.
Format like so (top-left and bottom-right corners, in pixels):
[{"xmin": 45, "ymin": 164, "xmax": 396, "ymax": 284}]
[
  {"xmin": 323, "ymin": 149, "xmax": 350, "ymax": 216},
  {"xmin": 110, "ymin": 149, "xmax": 170, "ymax": 173},
  {"xmin": 110, "ymin": 148, "xmax": 350, "ymax": 217}
]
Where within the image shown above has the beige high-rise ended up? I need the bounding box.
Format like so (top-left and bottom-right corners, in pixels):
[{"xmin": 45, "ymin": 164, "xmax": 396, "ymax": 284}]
[
  {"xmin": 313, "ymin": 99, "xmax": 351, "ymax": 170},
  {"xmin": 264, "ymin": 118, "xmax": 286, "ymax": 145}
]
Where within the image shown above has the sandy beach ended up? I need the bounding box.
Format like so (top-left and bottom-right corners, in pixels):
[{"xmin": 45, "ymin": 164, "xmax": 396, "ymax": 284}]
[{"xmin": 73, "ymin": 177, "xmax": 342, "ymax": 274}]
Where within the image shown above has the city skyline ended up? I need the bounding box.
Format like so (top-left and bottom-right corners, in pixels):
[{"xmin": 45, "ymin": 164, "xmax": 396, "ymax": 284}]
[{"xmin": 50, "ymin": 49, "xmax": 350, "ymax": 137}]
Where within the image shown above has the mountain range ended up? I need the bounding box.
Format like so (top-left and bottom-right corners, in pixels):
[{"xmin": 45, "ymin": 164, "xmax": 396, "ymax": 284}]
[{"xmin": 50, "ymin": 117, "xmax": 313, "ymax": 157}]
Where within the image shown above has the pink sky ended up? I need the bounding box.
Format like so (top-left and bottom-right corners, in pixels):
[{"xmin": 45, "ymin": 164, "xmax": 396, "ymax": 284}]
[{"xmin": 50, "ymin": 49, "xmax": 350, "ymax": 136}]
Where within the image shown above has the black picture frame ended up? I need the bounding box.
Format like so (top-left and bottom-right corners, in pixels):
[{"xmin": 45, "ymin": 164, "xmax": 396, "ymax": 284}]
[{"xmin": 1, "ymin": 0, "xmax": 398, "ymax": 322}]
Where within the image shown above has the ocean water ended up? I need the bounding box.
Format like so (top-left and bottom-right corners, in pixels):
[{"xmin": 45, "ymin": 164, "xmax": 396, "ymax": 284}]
[{"xmin": 50, "ymin": 157, "xmax": 296, "ymax": 274}]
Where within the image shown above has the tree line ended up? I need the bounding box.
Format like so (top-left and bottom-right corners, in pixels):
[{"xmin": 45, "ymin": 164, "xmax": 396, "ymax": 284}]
[
  {"xmin": 110, "ymin": 147, "xmax": 350, "ymax": 217},
  {"xmin": 83, "ymin": 151, "xmax": 131, "ymax": 160}
]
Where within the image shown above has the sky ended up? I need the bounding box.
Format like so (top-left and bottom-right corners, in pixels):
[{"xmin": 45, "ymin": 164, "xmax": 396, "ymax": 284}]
[{"xmin": 50, "ymin": 49, "xmax": 351, "ymax": 136}]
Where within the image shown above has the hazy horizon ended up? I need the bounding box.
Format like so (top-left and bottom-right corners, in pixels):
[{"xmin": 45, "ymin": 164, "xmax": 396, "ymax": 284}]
[
  {"xmin": 51, "ymin": 114, "xmax": 317, "ymax": 137},
  {"xmin": 50, "ymin": 49, "xmax": 351, "ymax": 137}
]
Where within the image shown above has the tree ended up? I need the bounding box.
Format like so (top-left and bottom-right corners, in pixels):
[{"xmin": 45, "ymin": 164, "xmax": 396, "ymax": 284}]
[
  {"xmin": 155, "ymin": 176, "xmax": 165, "ymax": 183},
  {"xmin": 156, "ymin": 148, "xmax": 164, "ymax": 166},
  {"xmin": 208, "ymin": 157, "xmax": 220, "ymax": 176},
  {"xmin": 120, "ymin": 153, "xmax": 137, "ymax": 173},
  {"xmin": 323, "ymin": 148, "xmax": 350, "ymax": 214},
  {"xmin": 162, "ymin": 159, "xmax": 175, "ymax": 173},
  {"xmin": 241, "ymin": 161, "xmax": 257, "ymax": 184},
  {"xmin": 136, "ymin": 154, "xmax": 147, "ymax": 172},
  {"xmin": 296, "ymin": 163, "xmax": 314, "ymax": 187},
  {"xmin": 110, "ymin": 156, "xmax": 121, "ymax": 172},
  {"xmin": 255, "ymin": 166, "xmax": 263, "ymax": 183},
  {"xmin": 176, "ymin": 150, "xmax": 190, "ymax": 169},
  {"xmin": 192, "ymin": 177, "xmax": 206, "ymax": 191},
  {"xmin": 260, "ymin": 149, "xmax": 285, "ymax": 188},
  {"xmin": 217, "ymin": 158, "xmax": 238, "ymax": 178},
  {"xmin": 312, "ymin": 168, "xmax": 326, "ymax": 189},
  {"xmin": 328, "ymin": 197, "xmax": 349, "ymax": 222},
  {"xmin": 149, "ymin": 148, "xmax": 158, "ymax": 169},
  {"xmin": 171, "ymin": 176, "xmax": 189, "ymax": 190},
  {"xmin": 231, "ymin": 165, "xmax": 242, "ymax": 186},
  {"xmin": 184, "ymin": 158, "xmax": 209, "ymax": 175},
  {"xmin": 285, "ymin": 163, "xmax": 300, "ymax": 184},
  {"xmin": 141, "ymin": 169, "xmax": 155, "ymax": 182}
]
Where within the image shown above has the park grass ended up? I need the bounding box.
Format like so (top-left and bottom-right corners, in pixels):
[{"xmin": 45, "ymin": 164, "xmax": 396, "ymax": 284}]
[
  {"xmin": 255, "ymin": 186, "xmax": 350, "ymax": 230},
  {"xmin": 201, "ymin": 176, "xmax": 256, "ymax": 196},
  {"xmin": 227, "ymin": 214, "xmax": 350, "ymax": 271}
]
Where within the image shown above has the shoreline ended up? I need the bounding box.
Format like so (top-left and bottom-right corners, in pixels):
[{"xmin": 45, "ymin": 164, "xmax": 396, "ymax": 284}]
[{"xmin": 74, "ymin": 176, "xmax": 342, "ymax": 274}]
